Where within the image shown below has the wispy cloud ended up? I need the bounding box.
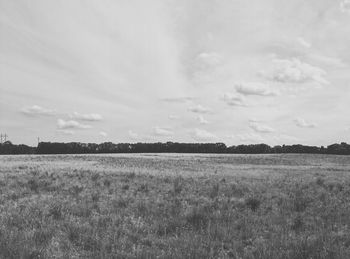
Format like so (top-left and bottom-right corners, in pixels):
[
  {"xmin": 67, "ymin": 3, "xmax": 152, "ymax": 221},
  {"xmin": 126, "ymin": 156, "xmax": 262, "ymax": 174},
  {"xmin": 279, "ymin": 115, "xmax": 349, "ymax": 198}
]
[
  {"xmin": 297, "ymin": 37, "xmax": 312, "ymax": 48},
  {"xmin": 222, "ymin": 93, "xmax": 247, "ymax": 106},
  {"xmin": 235, "ymin": 82, "xmax": 279, "ymax": 96},
  {"xmin": 191, "ymin": 128, "xmax": 217, "ymax": 142},
  {"xmin": 21, "ymin": 105, "xmax": 56, "ymax": 116},
  {"xmin": 260, "ymin": 58, "xmax": 329, "ymax": 85},
  {"xmin": 249, "ymin": 122, "xmax": 275, "ymax": 133},
  {"xmin": 69, "ymin": 112, "xmax": 103, "ymax": 121},
  {"xmin": 188, "ymin": 104, "xmax": 211, "ymax": 113},
  {"xmin": 195, "ymin": 52, "xmax": 223, "ymax": 69},
  {"xmin": 160, "ymin": 97, "xmax": 194, "ymax": 103},
  {"xmin": 57, "ymin": 119, "xmax": 91, "ymax": 129},
  {"xmin": 197, "ymin": 115, "xmax": 209, "ymax": 124},
  {"xmin": 294, "ymin": 118, "xmax": 317, "ymax": 128},
  {"xmin": 153, "ymin": 127, "xmax": 173, "ymax": 136},
  {"xmin": 99, "ymin": 131, "xmax": 107, "ymax": 137}
]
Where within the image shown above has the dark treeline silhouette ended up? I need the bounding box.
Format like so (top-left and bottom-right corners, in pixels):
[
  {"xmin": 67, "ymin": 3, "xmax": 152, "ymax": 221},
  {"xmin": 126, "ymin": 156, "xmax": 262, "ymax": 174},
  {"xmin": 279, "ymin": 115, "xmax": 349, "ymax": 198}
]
[
  {"xmin": 1, "ymin": 141, "xmax": 350, "ymax": 155},
  {"xmin": 0, "ymin": 141, "xmax": 36, "ymax": 155}
]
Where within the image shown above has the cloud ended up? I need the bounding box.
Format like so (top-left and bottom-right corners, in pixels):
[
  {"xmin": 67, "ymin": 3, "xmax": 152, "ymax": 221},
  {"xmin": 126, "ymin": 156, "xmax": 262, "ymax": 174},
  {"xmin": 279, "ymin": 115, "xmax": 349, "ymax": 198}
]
[
  {"xmin": 261, "ymin": 58, "xmax": 329, "ymax": 85},
  {"xmin": 195, "ymin": 52, "xmax": 223, "ymax": 69},
  {"xmin": 99, "ymin": 131, "xmax": 107, "ymax": 137},
  {"xmin": 191, "ymin": 128, "xmax": 217, "ymax": 142},
  {"xmin": 69, "ymin": 112, "xmax": 103, "ymax": 121},
  {"xmin": 294, "ymin": 118, "xmax": 317, "ymax": 128},
  {"xmin": 341, "ymin": 0, "xmax": 350, "ymax": 13},
  {"xmin": 21, "ymin": 105, "xmax": 56, "ymax": 116},
  {"xmin": 249, "ymin": 122, "xmax": 275, "ymax": 133},
  {"xmin": 235, "ymin": 82, "xmax": 279, "ymax": 96},
  {"xmin": 197, "ymin": 115, "xmax": 209, "ymax": 124},
  {"xmin": 128, "ymin": 130, "xmax": 139, "ymax": 140},
  {"xmin": 160, "ymin": 97, "xmax": 194, "ymax": 103},
  {"xmin": 57, "ymin": 119, "xmax": 91, "ymax": 129},
  {"xmin": 249, "ymin": 118, "xmax": 262, "ymax": 123},
  {"xmin": 188, "ymin": 104, "xmax": 211, "ymax": 113},
  {"xmin": 222, "ymin": 93, "xmax": 247, "ymax": 106},
  {"xmin": 297, "ymin": 37, "xmax": 312, "ymax": 48},
  {"xmin": 56, "ymin": 129, "xmax": 75, "ymax": 135},
  {"xmin": 153, "ymin": 127, "xmax": 174, "ymax": 136}
]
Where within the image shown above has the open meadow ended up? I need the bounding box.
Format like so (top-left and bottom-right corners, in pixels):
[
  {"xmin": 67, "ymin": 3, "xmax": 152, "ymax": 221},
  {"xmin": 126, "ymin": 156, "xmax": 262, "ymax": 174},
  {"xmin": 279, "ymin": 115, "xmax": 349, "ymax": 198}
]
[{"xmin": 1, "ymin": 153, "xmax": 350, "ymax": 258}]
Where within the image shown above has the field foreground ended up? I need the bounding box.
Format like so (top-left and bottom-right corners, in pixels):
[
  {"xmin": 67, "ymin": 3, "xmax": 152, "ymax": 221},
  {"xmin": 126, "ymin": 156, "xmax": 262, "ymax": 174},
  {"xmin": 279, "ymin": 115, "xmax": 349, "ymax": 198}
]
[{"xmin": 1, "ymin": 154, "xmax": 350, "ymax": 258}]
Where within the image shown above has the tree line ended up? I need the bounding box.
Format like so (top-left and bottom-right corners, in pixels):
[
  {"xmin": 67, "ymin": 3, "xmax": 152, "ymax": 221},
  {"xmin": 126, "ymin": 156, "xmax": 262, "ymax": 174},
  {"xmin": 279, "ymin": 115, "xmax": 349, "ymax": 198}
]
[{"xmin": 1, "ymin": 140, "xmax": 350, "ymax": 155}]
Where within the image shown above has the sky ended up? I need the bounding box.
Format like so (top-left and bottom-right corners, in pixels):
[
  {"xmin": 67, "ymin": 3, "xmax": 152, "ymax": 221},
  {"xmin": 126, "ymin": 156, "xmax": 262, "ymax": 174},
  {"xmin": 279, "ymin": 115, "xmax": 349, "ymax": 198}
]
[{"xmin": 1, "ymin": 0, "xmax": 350, "ymax": 146}]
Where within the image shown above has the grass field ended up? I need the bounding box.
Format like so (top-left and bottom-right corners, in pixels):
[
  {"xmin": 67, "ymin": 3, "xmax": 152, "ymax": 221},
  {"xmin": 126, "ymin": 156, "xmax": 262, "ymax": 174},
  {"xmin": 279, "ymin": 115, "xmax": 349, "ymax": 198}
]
[{"xmin": 1, "ymin": 154, "xmax": 350, "ymax": 258}]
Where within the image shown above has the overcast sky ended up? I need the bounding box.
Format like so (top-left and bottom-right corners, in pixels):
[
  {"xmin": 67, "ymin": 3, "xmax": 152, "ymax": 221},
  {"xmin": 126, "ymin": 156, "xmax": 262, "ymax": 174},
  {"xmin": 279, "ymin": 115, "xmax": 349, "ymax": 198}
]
[{"xmin": 1, "ymin": 0, "xmax": 350, "ymax": 146}]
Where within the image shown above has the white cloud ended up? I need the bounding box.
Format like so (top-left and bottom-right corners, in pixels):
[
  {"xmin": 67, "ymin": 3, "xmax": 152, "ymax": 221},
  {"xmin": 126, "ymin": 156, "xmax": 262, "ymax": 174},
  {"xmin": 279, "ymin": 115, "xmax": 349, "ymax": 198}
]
[
  {"xmin": 99, "ymin": 131, "xmax": 107, "ymax": 137},
  {"xmin": 261, "ymin": 58, "xmax": 329, "ymax": 85},
  {"xmin": 191, "ymin": 128, "xmax": 218, "ymax": 142},
  {"xmin": 222, "ymin": 93, "xmax": 247, "ymax": 106},
  {"xmin": 128, "ymin": 130, "xmax": 139, "ymax": 140},
  {"xmin": 21, "ymin": 105, "xmax": 56, "ymax": 116},
  {"xmin": 153, "ymin": 127, "xmax": 174, "ymax": 136},
  {"xmin": 249, "ymin": 122, "xmax": 275, "ymax": 133},
  {"xmin": 196, "ymin": 52, "xmax": 223, "ymax": 69},
  {"xmin": 188, "ymin": 104, "xmax": 211, "ymax": 113},
  {"xmin": 297, "ymin": 37, "xmax": 312, "ymax": 48},
  {"xmin": 57, "ymin": 119, "xmax": 91, "ymax": 129},
  {"xmin": 249, "ymin": 118, "xmax": 262, "ymax": 123},
  {"xmin": 340, "ymin": 0, "xmax": 350, "ymax": 13},
  {"xmin": 294, "ymin": 118, "xmax": 317, "ymax": 128},
  {"xmin": 160, "ymin": 97, "xmax": 194, "ymax": 103},
  {"xmin": 69, "ymin": 112, "xmax": 103, "ymax": 121},
  {"xmin": 197, "ymin": 115, "xmax": 209, "ymax": 124},
  {"xmin": 235, "ymin": 82, "xmax": 279, "ymax": 96}
]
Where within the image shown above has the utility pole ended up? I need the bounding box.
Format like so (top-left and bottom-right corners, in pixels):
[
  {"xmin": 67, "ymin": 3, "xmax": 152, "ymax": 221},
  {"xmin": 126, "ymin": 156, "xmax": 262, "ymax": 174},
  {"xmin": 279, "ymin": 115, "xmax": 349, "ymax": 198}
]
[
  {"xmin": 38, "ymin": 137, "xmax": 40, "ymax": 145},
  {"xmin": 0, "ymin": 133, "xmax": 7, "ymax": 144}
]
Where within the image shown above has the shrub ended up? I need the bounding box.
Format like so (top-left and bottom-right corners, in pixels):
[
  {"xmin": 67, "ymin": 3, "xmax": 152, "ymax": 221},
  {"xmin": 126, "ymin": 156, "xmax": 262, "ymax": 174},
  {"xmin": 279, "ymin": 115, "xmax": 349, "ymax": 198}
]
[
  {"xmin": 27, "ymin": 178, "xmax": 39, "ymax": 193},
  {"xmin": 48, "ymin": 203, "xmax": 64, "ymax": 220},
  {"xmin": 155, "ymin": 217, "xmax": 183, "ymax": 236},
  {"xmin": 103, "ymin": 178, "xmax": 111, "ymax": 188},
  {"xmin": 291, "ymin": 214, "xmax": 304, "ymax": 232},
  {"xmin": 173, "ymin": 176, "xmax": 183, "ymax": 195},
  {"xmin": 245, "ymin": 197, "xmax": 261, "ymax": 212},
  {"xmin": 209, "ymin": 182, "xmax": 220, "ymax": 199},
  {"xmin": 70, "ymin": 185, "xmax": 84, "ymax": 196},
  {"xmin": 185, "ymin": 206, "xmax": 209, "ymax": 230},
  {"xmin": 293, "ymin": 190, "xmax": 308, "ymax": 212},
  {"xmin": 91, "ymin": 173, "xmax": 100, "ymax": 182},
  {"xmin": 91, "ymin": 192, "xmax": 100, "ymax": 203},
  {"xmin": 138, "ymin": 183, "xmax": 149, "ymax": 193},
  {"xmin": 122, "ymin": 184, "xmax": 130, "ymax": 190},
  {"xmin": 316, "ymin": 177, "xmax": 325, "ymax": 186}
]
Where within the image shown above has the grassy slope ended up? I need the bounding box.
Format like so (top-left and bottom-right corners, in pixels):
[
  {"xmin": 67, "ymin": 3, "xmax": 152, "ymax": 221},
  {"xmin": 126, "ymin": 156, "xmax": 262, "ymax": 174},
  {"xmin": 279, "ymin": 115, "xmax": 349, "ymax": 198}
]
[{"xmin": 0, "ymin": 154, "xmax": 350, "ymax": 258}]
